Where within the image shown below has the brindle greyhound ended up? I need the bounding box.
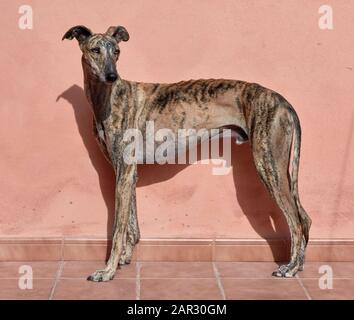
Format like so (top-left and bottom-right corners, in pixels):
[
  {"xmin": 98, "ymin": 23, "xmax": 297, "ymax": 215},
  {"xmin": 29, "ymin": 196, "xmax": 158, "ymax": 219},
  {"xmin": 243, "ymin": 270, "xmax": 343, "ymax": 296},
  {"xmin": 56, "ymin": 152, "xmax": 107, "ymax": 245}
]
[{"xmin": 63, "ymin": 25, "xmax": 311, "ymax": 282}]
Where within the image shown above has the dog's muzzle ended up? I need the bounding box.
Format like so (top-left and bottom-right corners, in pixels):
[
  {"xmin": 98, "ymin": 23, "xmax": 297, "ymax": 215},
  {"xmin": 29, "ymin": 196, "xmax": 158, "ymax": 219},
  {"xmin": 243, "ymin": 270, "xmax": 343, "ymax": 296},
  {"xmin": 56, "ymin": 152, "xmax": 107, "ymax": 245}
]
[{"xmin": 106, "ymin": 73, "xmax": 118, "ymax": 83}]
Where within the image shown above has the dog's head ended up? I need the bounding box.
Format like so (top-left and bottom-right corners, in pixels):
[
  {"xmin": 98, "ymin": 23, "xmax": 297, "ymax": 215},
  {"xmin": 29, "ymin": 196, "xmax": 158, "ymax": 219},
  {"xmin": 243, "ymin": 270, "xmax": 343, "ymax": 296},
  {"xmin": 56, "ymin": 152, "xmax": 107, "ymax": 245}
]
[{"xmin": 62, "ymin": 25, "xmax": 129, "ymax": 84}]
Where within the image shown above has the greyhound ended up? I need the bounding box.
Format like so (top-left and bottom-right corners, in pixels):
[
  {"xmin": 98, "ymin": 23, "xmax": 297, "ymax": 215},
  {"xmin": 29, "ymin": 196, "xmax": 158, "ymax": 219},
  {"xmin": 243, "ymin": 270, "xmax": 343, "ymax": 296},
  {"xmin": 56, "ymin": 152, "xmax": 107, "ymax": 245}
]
[{"xmin": 62, "ymin": 25, "xmax": 312, "ymax": 282}]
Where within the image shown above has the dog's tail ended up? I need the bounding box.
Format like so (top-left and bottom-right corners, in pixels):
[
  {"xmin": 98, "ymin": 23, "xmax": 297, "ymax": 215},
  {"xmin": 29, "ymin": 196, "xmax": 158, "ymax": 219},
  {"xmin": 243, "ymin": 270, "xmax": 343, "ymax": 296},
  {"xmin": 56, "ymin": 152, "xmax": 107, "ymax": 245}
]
[{"xmin": 290, "ymin": 109, "xmax": 311, "ymax": 244}]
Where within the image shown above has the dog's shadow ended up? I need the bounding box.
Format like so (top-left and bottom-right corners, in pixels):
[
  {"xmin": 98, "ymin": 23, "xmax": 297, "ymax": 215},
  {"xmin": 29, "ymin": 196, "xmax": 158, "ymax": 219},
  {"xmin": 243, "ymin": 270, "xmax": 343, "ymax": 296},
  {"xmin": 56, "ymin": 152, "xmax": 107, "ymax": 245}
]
[{"xmin": 57, "ymin": 84, "xmax": 290, "ymax": 261}]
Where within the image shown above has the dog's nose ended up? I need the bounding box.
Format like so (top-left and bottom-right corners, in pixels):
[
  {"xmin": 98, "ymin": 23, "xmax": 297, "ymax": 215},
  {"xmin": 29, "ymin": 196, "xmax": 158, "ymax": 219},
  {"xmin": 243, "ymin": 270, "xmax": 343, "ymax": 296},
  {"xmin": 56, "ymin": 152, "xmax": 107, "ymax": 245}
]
[{"xmin": 106, "ymin": 73, "xmax": 118, "ymax": 82}]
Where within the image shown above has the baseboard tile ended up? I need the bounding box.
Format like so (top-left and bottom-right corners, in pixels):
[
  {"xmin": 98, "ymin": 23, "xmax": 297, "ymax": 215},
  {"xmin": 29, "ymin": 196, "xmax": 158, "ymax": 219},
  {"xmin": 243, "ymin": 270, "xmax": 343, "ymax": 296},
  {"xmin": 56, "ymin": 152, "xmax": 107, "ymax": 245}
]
[{"xmin": 0, "ymin": 237, "xmax": 353, "ymax": 261}]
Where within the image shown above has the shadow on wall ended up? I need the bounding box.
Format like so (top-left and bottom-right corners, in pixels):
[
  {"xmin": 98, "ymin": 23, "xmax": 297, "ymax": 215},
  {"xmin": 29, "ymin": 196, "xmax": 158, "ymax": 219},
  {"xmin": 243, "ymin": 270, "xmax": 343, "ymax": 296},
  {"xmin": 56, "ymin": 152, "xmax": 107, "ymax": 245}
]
[
  {"xmin": 57, "ymin": 85, "xmax": 116, "ymax": 256},
  {"xmin": 57, "ymin": 84, "xmax": 290, "ymax": 261}
]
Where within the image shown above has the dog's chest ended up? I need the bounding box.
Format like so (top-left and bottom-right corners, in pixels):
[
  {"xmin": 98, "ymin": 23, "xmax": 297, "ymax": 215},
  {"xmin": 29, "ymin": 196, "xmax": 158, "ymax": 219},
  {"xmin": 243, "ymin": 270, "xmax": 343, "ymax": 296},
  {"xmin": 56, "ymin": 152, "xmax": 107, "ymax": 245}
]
[
  {"xmin": 93, "ymin": 120, "xmax": 115, "ymax": 162},
  {"xmin": 96, "ymin": 123, "xmax": 106, "ymax": 144}
]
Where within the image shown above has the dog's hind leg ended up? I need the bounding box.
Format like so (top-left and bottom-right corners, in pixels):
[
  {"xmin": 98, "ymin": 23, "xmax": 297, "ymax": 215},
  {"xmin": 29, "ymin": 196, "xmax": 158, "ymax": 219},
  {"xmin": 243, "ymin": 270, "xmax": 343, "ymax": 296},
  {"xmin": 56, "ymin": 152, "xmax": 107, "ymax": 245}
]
[
  {"xmin": 290, "ymin": 111, "xmax": 311, "ymax": 271},
  {"xmin": 251, "ymin": 104, "xmax": 303, "ymax": 277}
]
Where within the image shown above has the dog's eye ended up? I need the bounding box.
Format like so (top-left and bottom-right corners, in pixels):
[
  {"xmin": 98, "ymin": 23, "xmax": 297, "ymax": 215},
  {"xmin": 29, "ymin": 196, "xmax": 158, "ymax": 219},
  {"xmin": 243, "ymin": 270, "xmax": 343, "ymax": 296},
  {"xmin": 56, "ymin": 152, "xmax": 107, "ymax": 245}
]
[
  {"xmin": 91, "ymin": 47, "xmax": 100, "ymax": 54},
  {"xmin": 114, "ymin": 49, "xmax": 120, "ymax": 55}
]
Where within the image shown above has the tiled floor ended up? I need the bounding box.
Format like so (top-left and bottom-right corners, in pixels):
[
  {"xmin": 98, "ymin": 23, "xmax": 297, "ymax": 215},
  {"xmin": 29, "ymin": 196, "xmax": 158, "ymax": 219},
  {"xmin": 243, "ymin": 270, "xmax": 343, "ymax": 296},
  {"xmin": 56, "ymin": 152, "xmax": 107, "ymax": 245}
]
[{"xmin": 0, "ymin": 261, "xmax": 354, "ymax": 300}]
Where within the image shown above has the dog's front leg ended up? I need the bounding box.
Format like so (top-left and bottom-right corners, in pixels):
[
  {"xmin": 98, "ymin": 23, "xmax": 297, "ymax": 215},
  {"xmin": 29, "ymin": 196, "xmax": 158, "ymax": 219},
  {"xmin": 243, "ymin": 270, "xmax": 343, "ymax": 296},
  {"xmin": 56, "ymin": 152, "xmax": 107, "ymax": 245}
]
[
  {"xmin": 119, "ymin": 185, "xmax": 140, "ymax": 265},
  {"xmin": 87, "ymin": 163, "xmax": 137, "ymax": 282}
]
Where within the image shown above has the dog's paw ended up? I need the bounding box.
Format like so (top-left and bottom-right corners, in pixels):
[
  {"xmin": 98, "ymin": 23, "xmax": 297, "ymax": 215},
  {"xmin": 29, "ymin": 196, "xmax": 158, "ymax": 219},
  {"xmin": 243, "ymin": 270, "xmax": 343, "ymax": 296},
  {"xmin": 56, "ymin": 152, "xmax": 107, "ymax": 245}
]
[
  {"xmin": 119, "ymin": 254, "xmax": 131, "ymax": 266},
  {"xmin": 272, "ymin": 263, "xmax": 299, "ymax": 278},
  {"xmin": 87, "ymin": 269, "xmax": 115, "ymax": 282},
  {"xmin": 118, "ymin": 243, "xmax": 134, "ymax": 265}
]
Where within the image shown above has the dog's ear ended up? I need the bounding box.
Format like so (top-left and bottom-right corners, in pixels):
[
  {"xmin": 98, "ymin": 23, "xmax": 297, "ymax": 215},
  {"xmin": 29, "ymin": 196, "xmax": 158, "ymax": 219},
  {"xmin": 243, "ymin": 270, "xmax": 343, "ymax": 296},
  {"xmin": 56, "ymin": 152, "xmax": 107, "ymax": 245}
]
[
  {"xmin": 106, "ymin": 26, "xmax": 130, "ymax": 43},
  {"xmin": 62, "ymin": 25, "xmax": 93, "ymax": 43}
]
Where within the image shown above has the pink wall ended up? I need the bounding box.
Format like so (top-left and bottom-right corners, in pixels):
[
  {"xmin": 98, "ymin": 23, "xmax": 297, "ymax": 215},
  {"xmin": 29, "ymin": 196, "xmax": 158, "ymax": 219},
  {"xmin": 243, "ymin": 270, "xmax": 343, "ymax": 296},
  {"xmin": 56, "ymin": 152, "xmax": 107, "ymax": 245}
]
[{"xmin": 0, "ymin": 0, "xmax": 353, "ymax": 240}]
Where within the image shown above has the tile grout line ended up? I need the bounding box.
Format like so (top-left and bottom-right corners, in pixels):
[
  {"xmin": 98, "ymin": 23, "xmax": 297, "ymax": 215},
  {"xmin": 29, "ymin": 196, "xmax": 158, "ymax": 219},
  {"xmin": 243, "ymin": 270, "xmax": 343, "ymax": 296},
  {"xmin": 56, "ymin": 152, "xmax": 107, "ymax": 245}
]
[
  {"xmin": 49, "ymin": 260, "xmax": 64, "ymax": 300},
  {"xmin": 60, "ymin": 237, "xmax": 64, "ymax": 261},
  {"xmin": 212, "ymin": 262, "xmax": 226, "ymax": 300},
  {"xmin": 47, "ymin": 236, "xmax": 65, "ymax": 300},
  {"xmin": 136, "ymin": 262, "xmax": 141, "ymax": 300},
  {"xmin": 212, "ymin": 239, "xmax": 216, "ymax": 261},
  {"xmin": 295, "ymin": 274, "xmax": 312, "ymax": 300}
]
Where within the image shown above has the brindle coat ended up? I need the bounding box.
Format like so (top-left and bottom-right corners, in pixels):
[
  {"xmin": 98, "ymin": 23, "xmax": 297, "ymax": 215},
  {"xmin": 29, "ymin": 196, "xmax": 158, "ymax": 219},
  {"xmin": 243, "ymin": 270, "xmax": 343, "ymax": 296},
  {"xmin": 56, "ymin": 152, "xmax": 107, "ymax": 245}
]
[{"xmin": 63, "ymin": 25, "xmax": 312, "ymax": 281}]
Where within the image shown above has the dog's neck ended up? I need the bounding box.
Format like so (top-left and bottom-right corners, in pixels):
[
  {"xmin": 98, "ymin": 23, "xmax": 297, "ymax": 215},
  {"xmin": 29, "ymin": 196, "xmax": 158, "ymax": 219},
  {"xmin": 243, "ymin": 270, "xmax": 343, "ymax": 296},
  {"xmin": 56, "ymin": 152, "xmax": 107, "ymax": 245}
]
[{"xmin": 82, "ymin": 58, "xmax": 117, "ymax": 124}]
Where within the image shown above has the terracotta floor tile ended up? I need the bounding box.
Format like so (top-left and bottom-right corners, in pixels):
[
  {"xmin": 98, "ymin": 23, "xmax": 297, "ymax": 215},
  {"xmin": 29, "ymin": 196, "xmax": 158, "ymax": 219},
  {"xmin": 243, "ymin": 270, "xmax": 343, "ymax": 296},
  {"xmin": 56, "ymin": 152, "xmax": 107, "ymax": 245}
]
[
  {"xmin": 221, "ymin": 278, "xmax": 308, "ymax": 300},
  {"xmin": 1, "ymin": 260, "xmax": 353, "ymax": 300},
  {"xmin": 138, "ymin": 245, "xmax": 212, "ymax": 261},
  {"xmin": 140, "ymin": 262, "xmax": 214, "ymax": 278},
  {"xmin": 61, "ymin": 261, "xmax": 136, "ymax": 279},
  {"xmin": 140, "ymin": 278, "xmax": 222, "ymax": 300},
  {"xmin": 215, "ymin": 262, "xmax": 281, "ymax": 278},
  {"xmin": 301, "ymin": 279, "xmax": 354, "ymax": 300},
  {"xmin": 299, "ymin": 262, "xmax": 354, "ymax": 279},
  {"xmin": 52, "ymin": 278, "xmax": 136, "ymax": 300},
  {"xmin": 0, "ymin": 261, "xmax": 59, "ymax": 279},
  {"xmin": 0, "ymin": 279, "xmax": 53, "ymax": 300}
]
